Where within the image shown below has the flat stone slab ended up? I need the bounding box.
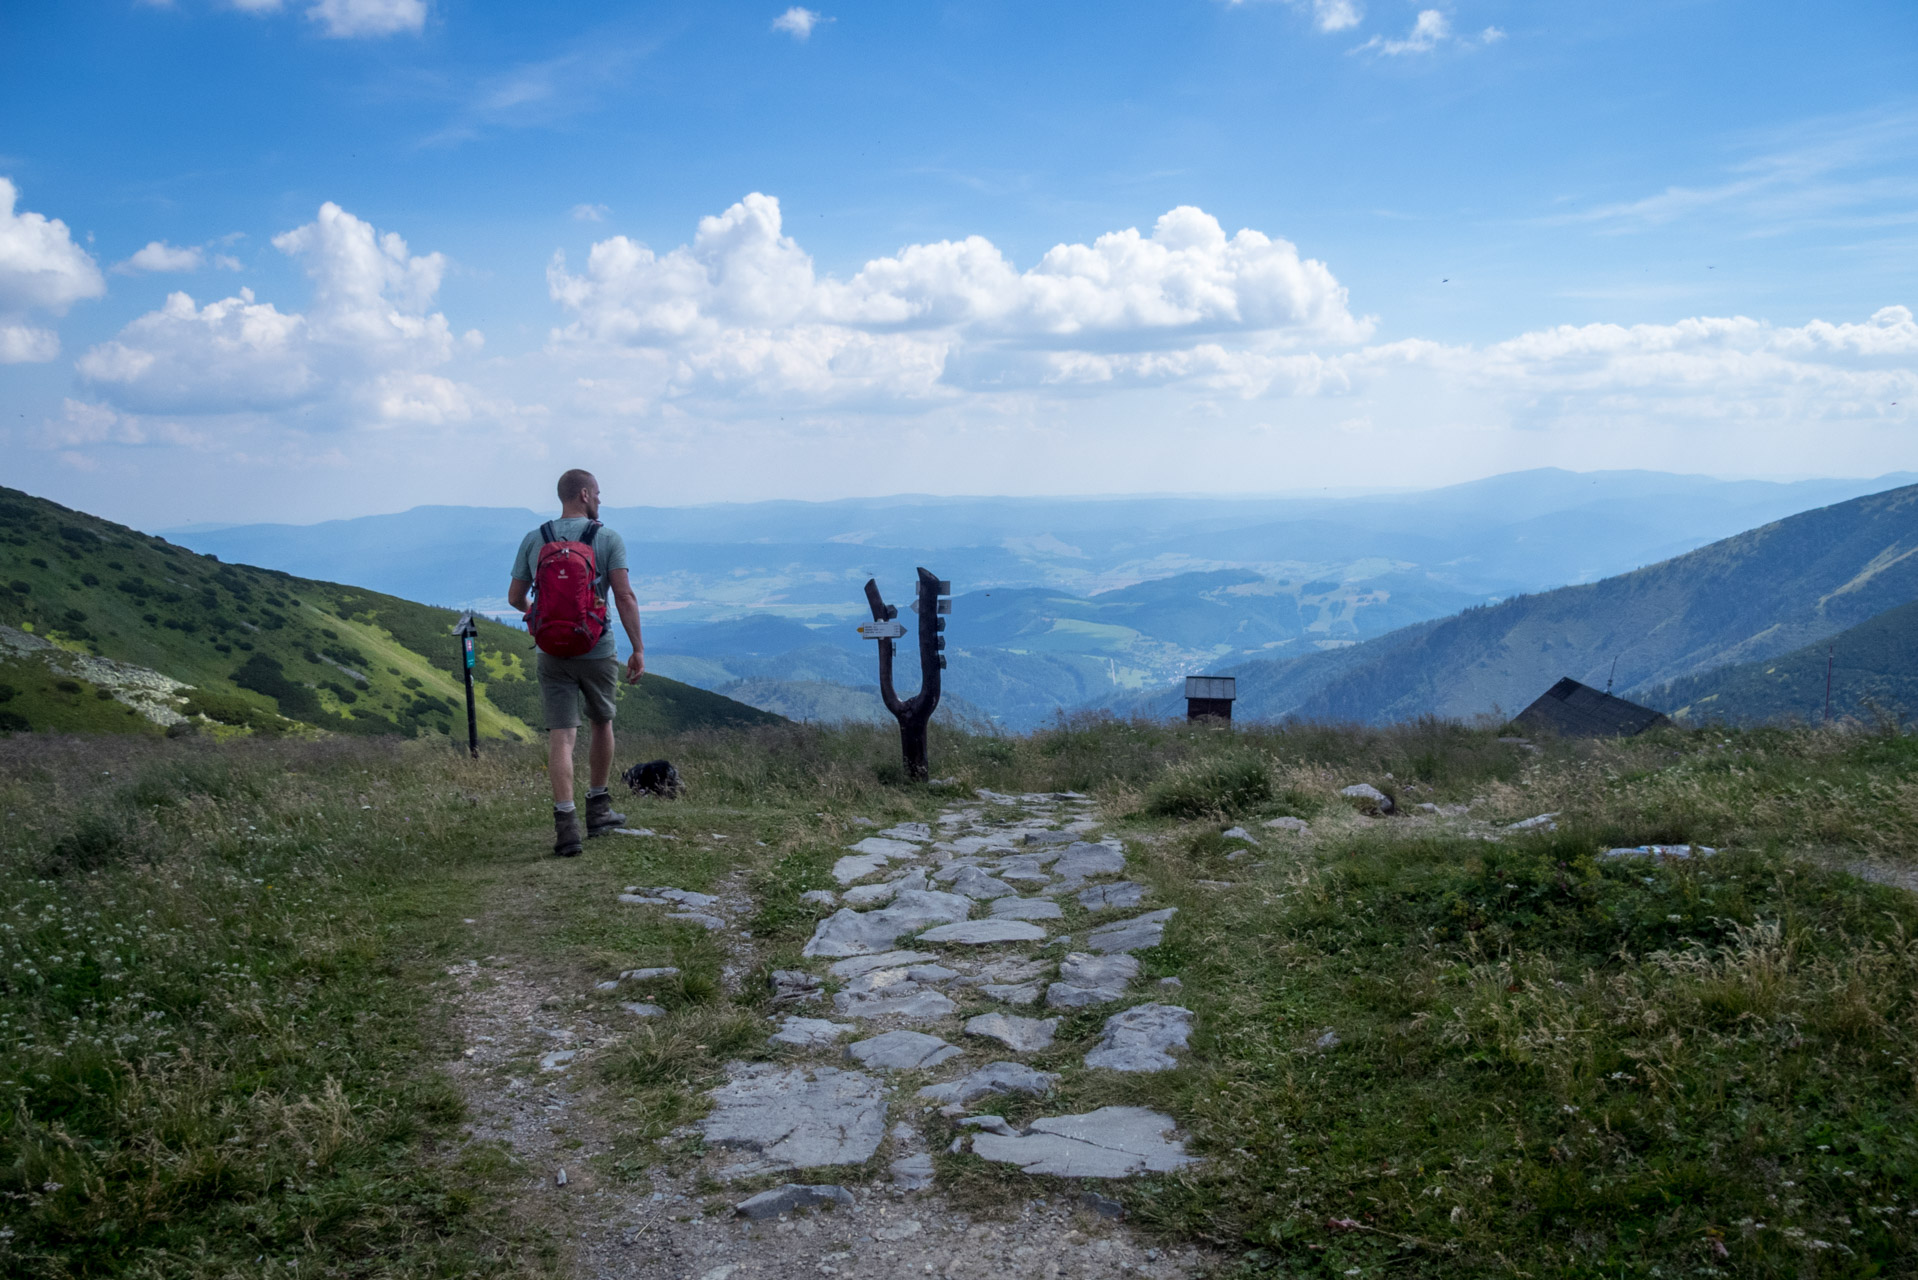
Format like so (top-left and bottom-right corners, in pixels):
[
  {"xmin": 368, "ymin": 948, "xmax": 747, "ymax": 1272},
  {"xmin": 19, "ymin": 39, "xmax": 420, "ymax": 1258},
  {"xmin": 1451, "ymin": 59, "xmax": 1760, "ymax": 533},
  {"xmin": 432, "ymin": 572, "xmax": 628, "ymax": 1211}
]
[
  {"xmin": 667, "ymin": 911, "xmax": 726, "ymax": 931},
  {"xmin": 1045, "ymin": 983, "xmax": 1123, "ymax": 1009},
  {"xmin": 620, "ymin": 1002, "xmax": 666, "ymax": 1017},
  {"xmin": 803, "ymin": 891, "xmax": 973, "ymax": 958},
  {"xmin": 964, "ymin": 1012, "xmax": 1058, "ymax": 1053},
  {"xmin": 1083, "ymin": 908, "xmax": 1177, "ymax": 954},
  {"xmin": 1063, "ymin": 952, "xmax": 1139, "ymax": 988},
  {"xmin": 990, "ymin": 897, "xmax": 1064, "ymax": 920},
  {"xmin": 1076, "ymin": 881, "xmax": 1146, "ymax": 910},
  {"xmin": 890, "ymin": 1153, "xmax": 934, "ymax": 1191},
  {"xmin": 847, "ymin": 1030, "xmax": 961, "ymax": 1070},
  {"xmin": 828, "ymin": 950, "xmax": 938, "ymax": 978},
  {"xmin": 1053, "ymin": 843, "xmax": 1127, "ymax": 881},
  {"xmin": 831, "ymin": 854, "xmax": 892, "ymax": 886},
  {"xmin": 832, "ymin": 989, "xmax": 958, "ymax": 1020},
  {"xmin": 919, "ymin": 1060, "xmax": 1060, "ymax": 1106},
  {"xmin": 735, "ymin": 1183, "xmax": 854, "ymax": 1220},
  {"xmin": 769, "ymin": 1016, "xmax": 855, "ymax": 1048},
  {"xmin": 970, "ymin": 1107, "xmax": 1197, "ymax": 1178},
  {"xmin": 847, "ymin": 836, "xmax": 924, "ymax": 859},
  {"xmin": 1264, "ymin": 816, "xmax": 1310, "ymax": 833},
  {"xmin": 1084, "ymin": 1003, "xmax": 1193, "ymax": 1073},
  {"xmin": 620, "ymin": 966, "xmax": 681, "ymax": 982},
  {"xmin": 948, "ymin": 866, "xmax": 1017, "ymax": 900},
  {"xmin": 918, "ymin": 919, "xmax": 1047, "ymax": 946},
  {"xmin": 701, "ymin": 1065, "xmax": 888, "ymax": 1179},
  {"xmin": 877, "ymin": 823, "xmax": 933, "ymax": 842},
  {"xmin": 652, "ymin": 887, "xmax": 718, "ymax": 908},
  {"xmin": 980, "ymin": 981, "xmax": 1044, "ymax": 1005}
]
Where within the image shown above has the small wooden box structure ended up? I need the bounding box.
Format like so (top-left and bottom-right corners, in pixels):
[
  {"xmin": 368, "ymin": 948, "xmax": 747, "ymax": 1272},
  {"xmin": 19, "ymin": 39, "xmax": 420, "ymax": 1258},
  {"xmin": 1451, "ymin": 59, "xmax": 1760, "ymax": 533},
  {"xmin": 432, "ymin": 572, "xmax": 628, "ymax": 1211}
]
[{"xmin": 1185, "ymin": 675, "xmax": 1237, "ymax": 722}]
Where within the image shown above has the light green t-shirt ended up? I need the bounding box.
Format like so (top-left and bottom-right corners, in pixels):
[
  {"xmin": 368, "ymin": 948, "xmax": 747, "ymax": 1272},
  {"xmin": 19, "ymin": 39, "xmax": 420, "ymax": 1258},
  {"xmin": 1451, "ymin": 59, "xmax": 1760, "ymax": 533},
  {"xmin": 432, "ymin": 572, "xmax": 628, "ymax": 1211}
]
[{"xmin": 511, "ymin": 517, "xmax": 629, "ymax": 660}]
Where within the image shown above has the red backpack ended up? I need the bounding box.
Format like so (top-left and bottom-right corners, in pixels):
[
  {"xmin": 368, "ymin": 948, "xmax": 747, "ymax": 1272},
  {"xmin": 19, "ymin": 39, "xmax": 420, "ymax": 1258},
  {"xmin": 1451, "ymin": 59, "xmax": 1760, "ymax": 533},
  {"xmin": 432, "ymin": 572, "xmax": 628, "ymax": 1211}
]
[{"xmin": 527, "ymin": 520, "xmax": 608, "ymax": 658}]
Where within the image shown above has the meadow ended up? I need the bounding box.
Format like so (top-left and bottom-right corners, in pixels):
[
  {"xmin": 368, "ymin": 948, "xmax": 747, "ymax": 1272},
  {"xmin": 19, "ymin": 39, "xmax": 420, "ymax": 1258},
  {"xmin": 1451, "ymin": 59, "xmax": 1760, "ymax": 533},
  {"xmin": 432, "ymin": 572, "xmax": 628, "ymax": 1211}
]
[{"xmin": 2, "ymin": 715, "xmax": 1913, "ymax": 1278}]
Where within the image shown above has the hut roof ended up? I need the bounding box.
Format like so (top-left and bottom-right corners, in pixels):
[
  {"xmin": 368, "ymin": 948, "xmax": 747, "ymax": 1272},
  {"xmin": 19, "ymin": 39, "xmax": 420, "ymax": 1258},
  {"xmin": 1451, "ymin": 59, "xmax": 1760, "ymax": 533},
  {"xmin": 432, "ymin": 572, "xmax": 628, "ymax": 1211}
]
[{"xmin": 1514, "ymin": 677, "xmax": 1671, "ymax": 738}]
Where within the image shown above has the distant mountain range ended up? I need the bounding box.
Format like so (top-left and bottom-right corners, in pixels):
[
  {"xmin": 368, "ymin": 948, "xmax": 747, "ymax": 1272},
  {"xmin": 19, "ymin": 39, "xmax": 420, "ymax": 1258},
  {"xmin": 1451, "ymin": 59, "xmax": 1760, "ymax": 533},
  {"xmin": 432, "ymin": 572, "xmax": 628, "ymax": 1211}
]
[
  {"xmin": 1130, "ymin": 482, "xmax": 1918, "ymax": 725},
  {"xmin": 164, "ymin": 469, "xmax": 1918, "ymax": 728},
  {"xmin": 0, "ymin": 488, "xmax": 776, "ymax": 741}
]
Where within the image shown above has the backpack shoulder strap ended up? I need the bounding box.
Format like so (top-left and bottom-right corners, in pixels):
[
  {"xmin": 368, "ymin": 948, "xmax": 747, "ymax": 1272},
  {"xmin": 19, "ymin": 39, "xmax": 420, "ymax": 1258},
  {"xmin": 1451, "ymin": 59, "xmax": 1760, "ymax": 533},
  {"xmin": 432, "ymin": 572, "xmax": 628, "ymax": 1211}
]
[
  {"xmin": 580, "ymin": 521, "xmax": 601, "ymax": 547},
  {"xmin": 539, "ymin": 521, "xmax": 557, "ymax": 545}
]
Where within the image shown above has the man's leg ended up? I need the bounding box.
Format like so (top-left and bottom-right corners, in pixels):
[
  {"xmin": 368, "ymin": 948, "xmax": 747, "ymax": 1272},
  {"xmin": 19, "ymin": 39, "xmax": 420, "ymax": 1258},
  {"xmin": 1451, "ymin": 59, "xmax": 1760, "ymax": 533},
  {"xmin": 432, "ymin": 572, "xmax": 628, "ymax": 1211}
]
[
  {"xmin": 548, "ymin": 727, "xmax": 577, "ymax": 805},
  {"xmin": 588, "ymin": 718, "xmax": 614, "ymax": 790}
]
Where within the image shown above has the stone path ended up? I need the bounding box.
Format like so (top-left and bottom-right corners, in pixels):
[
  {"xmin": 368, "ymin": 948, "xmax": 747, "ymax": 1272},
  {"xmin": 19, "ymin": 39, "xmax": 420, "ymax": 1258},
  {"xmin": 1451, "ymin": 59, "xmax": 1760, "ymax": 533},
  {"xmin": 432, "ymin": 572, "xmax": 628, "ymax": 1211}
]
[
  {"xmin": 689, "ymin": 790, "xmax": 1198, "ymax": 1207},
  {"xmin": 447, "ymin": 791, "xmax": 1211, "ymax": 1280}
]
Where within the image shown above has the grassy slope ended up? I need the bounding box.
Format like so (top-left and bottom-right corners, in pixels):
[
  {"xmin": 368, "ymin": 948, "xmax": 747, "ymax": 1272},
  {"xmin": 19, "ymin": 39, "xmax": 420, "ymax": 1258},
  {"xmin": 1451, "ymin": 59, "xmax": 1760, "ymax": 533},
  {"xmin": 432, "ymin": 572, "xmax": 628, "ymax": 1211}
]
[
  {"xmin": 1651, "ymin": 596, "xmax": 1918, "ymax": 725},
  {"xmin": 0, "ymin": 486, "xmax": 778, "ymax": 740},
  {"xmin": 4, "ymin": 720, "xmax": 1916, "ymax": 1278},
  {"xmin": 1199, "ymin": 482, "xmax": 1918, "ymax": 724}
]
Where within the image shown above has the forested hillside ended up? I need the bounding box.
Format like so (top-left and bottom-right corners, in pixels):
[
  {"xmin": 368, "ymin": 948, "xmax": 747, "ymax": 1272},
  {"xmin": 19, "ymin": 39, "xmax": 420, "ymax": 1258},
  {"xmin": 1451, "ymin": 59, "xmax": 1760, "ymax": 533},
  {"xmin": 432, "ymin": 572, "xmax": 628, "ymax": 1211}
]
[
  {"xmin": 1652, "ymin": 597, "xmax": 1918, "ymax": 724},
  {"xmin": 0, "ymin": 487, "xmax": 779, "ymax": 740}
]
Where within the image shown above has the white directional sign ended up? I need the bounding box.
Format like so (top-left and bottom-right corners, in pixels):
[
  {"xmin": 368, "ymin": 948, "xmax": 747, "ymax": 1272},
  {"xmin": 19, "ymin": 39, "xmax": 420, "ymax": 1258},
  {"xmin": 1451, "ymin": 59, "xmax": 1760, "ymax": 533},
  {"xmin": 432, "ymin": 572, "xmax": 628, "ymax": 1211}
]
[{"xmin": 858, "ymin": 620, "xmax": 908, "ymax": 639}]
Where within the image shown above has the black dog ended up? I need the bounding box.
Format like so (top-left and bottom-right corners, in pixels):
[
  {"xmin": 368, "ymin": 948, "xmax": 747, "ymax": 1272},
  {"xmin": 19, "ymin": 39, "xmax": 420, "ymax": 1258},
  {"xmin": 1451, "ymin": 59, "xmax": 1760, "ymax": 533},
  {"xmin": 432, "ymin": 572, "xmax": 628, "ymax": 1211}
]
[{"xmin": 621, "ymin": 759, "xmax": 685, "ymax": 798}]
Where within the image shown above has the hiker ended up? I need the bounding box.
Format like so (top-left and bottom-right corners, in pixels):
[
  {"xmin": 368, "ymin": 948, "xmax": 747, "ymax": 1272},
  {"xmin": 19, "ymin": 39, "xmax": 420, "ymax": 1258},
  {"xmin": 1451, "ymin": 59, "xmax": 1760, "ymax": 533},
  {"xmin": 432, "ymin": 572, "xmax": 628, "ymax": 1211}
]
[{"xmin": 507, "ymin": 468, "xmax": 645, "ymax": 856}]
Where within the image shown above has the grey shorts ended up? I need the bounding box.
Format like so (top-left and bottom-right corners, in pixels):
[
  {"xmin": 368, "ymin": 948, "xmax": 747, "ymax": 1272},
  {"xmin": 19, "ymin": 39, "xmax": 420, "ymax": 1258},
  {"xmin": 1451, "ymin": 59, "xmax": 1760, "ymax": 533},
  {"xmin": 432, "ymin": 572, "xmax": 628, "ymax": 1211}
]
[{"xmin": 536, "ymin": 651, "xmax": 619, "ymax": 730}]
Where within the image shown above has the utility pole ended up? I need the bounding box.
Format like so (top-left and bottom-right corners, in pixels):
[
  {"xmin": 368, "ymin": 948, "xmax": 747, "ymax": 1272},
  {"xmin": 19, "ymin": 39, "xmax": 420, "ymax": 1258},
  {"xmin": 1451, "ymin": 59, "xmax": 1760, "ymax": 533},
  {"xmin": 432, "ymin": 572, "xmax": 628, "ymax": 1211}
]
[
  {"xmin": 858, "ymin": 568, "xmax": 950, "ymax": 781},
  {"xmin": 454, "ymin": 612, "xmax": 480, "ymax": 759}
]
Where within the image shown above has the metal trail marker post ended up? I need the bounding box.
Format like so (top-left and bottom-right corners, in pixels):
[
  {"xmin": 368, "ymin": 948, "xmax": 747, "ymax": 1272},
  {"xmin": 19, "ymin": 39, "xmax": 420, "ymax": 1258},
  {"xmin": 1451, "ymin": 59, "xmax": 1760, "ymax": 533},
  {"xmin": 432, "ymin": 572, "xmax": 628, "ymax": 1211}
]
[
  {"xmin": 453, "ymin": 612, "xmax": 480, "ymax": 759},
  {"xmin": 860, "ymin": 568, "xmax": 950, "ymax": 782}
]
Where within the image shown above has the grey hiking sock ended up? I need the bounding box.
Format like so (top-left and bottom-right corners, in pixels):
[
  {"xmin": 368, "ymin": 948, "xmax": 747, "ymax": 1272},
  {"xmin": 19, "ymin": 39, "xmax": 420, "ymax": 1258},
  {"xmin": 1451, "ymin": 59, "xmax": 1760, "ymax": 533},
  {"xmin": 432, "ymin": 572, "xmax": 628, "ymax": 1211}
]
[{"xmin": 554, "ymin": 800, "xmax": 576, "ymax": 813}]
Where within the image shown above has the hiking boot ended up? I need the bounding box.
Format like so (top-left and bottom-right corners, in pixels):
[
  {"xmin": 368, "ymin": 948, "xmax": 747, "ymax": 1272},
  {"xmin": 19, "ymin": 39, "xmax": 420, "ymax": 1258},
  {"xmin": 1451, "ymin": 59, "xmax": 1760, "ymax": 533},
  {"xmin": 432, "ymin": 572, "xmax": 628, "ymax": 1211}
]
[
  {"xmin": 553, "ymin": 807, "xmax": 584, "ymax": 857},
  {"xmin": 585, "ymin": 791, "xmax": 626, "ymax": 837}
]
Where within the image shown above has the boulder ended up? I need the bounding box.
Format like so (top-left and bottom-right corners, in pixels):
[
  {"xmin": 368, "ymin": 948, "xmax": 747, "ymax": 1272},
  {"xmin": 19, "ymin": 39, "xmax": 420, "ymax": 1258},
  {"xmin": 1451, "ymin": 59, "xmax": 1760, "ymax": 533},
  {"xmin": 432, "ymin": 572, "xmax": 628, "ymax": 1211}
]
[
  {"xmin": 1339, "ymin": 783, "xmax": 1395, "ymax": 815},
  {"xmin": 947, "ymin": 866, "xmax": 1017, "ymax": 900}
]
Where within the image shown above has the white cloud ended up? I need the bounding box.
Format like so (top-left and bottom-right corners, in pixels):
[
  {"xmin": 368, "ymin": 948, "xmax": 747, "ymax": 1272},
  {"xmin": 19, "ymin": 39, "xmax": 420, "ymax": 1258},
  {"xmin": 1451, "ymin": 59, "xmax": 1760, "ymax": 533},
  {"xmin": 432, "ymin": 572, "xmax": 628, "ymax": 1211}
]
[
  {"xmin": 1230, "ymin": 0, "xmax": 1362, "ymax": 31},
  {"xmin": 307, "ymin": 0, "xmax": 425, "ymax": 38},
  {"xmin": 571, "ymin": 203, "xmax": 610, "ymax": 222},
  {"xmin": 547, "ymin": 193, "xmax": 1369, "ymax": 408},
  {"xmin": 1343, "ymin": 306, "xmax": 1918, "ymax": 427},
  {"xmin": 78, "ymin": 202, "xmax": 474, "ymax": 420},
  {"xmin": 1299, "ymin": 0, "xmax": 1362, "ymax": 32},
  {"xmin": 229, "ymin": 0, "xmax": 284, "ymax": 12},
  {"xmin": 771, "ymin": 7, "xmax": 826, "ymax": 40},
  {"xmin": 0, "ymin": 176, "xmax": 105, "ymax": 363},
  {"xmin": 116, "ymin": 241, "xmax": 206, "ymax": 274},
  {"xmin": 1, "ymin": 324, "xmax": 61, "ymax": 364},
  {"xmin": 1356, "ymin": 8, "xmax": 1449, "ymax": 55}
]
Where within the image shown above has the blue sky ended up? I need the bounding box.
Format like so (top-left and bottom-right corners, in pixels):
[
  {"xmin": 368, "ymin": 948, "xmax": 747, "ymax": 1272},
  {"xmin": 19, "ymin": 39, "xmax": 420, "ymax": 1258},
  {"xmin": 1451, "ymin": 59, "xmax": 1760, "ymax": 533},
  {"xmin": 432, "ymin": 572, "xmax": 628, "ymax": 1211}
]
[{"xmin": 2, "ymin": 0, "xmax": 1915, "ymax": 527}]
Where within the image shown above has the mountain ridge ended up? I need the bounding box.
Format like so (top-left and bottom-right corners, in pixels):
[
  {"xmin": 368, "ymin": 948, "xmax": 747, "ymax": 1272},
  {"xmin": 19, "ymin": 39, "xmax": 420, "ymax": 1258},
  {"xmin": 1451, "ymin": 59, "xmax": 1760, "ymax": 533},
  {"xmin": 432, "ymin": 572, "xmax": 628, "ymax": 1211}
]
[{"xmin": 0, "ymin": 487, "xmax": 778, "ymax": 740}]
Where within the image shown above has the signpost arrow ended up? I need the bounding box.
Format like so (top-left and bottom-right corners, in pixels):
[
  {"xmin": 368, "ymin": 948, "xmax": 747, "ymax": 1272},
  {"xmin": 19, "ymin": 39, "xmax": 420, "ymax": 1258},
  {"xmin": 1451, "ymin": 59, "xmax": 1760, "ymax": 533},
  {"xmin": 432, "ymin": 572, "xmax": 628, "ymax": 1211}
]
[{"xmin": 858, "ymin": 619, "xmax": 908, "ymax": 640}]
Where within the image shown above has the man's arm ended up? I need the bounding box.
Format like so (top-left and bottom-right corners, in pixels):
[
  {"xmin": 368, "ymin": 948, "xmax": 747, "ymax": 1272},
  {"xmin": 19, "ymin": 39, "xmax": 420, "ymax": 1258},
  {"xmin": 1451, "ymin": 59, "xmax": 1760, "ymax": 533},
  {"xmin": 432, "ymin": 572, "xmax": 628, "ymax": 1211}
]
[
  {"xmin": 609, "ymin": 567, "xmax": 644, "ymax": 682},
  {"xmin": 507, "ymin": 579, "xmax": 531, "ymax": 613}
]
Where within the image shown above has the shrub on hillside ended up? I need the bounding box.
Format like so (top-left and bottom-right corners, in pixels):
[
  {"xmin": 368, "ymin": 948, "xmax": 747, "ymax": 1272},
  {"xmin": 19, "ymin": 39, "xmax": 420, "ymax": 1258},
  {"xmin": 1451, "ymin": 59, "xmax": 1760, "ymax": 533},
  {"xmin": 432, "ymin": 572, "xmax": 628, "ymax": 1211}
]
[{"xmin": 1143, "ymin": 753, "xmax": 1271, "ymax": 817}]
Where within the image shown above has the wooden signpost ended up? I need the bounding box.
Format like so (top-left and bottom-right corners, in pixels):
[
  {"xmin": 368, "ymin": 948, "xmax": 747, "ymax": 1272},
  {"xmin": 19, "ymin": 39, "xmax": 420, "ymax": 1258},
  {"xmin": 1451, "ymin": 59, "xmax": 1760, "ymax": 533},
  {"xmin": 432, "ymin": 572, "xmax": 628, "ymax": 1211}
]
[{"xmin": 860, "ymin": 568, "xmax": 951, "ymax": 781}]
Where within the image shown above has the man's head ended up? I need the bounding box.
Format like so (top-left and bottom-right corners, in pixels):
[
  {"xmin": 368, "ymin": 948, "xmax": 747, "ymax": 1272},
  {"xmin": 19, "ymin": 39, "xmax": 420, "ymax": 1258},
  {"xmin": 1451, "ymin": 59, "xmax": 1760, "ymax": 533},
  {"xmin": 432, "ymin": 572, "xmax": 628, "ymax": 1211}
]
[{"xmin": 557, "ymin": 469, "xmax": 600, "ymax": 518}]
